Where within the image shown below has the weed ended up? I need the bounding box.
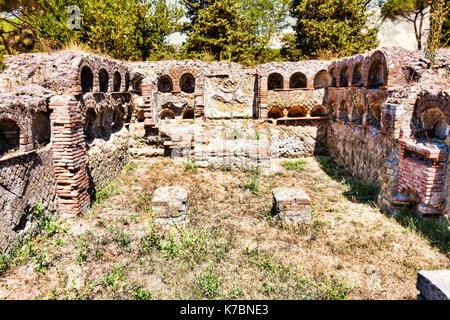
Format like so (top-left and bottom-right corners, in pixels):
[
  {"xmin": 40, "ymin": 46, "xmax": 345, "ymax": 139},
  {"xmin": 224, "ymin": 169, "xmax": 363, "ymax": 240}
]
[
  {"xmin": 184, "ymin": 162, "xmax": 198, "ymax": 171},
  {"xmin": 132, "ymin": 286, "xmax": 152, "ymax": 300},
  {"xmin": 197, "ymin": 269, "xmax": 220, "ymax": 299},
  {"xmin": 283, "ymin": 160, "xmax": 307, "ymax": 172},
  {"xmin": 139, "ymin": 230, "xmax": 161, "ymax": 255},
  {"xmin": 94, "ymin": 181, "xmax": 120, "ymax": 205}
]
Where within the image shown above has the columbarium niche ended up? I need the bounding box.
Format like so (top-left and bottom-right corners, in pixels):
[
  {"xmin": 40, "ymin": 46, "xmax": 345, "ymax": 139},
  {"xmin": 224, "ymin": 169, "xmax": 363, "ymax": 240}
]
[
  {"xmin": 81, "ymin": 66, "xmax": 94, "ymax": 93},
  {"xmin": 268, "ymin": 73, "xmax": 283, "ymax": 90},
  {"xmin": 32, "ymin": 111, "xmax": 50, "ymax": 145},
  {"xmin": 113, "ymin": 72, "xmax": 121, "ymax": 92},
  {"xmin": 420, "ymin": 108, "xmax": 448, "ymax": 140},
  {"xmin": 314, "ymin": 70, "xmax": 332, "ymax": 89},
  {"xmin": 368, "ymin": 60, "xmax": 385, "ymax": 89},
  {"xmin": 158, "ymin": 75, "xmax": 173, "ymax": 93},
  {"xmin": 0, "ymin": 118, "xmax": 20, "ymax": 157},
  {"xmin": 268, "ymin": 106, "xmax": 283, "ymax": 119},
  {"xmin": 289, "ymin": 72, "xmax": 307, "ymax": 89},
  {"xmin": 99, "ymin": 69, "xmax": 109, "ymax": 93},
  {"xmin": 180, "ymin": 73, "xmax": 195, "ymax": 93}
]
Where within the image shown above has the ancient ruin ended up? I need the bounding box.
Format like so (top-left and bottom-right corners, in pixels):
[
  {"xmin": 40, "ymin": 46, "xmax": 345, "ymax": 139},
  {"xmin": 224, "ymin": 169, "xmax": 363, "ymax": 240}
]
[{"xmin": 0, "ymin": 47, "xmax": 449, "ymax": 253}]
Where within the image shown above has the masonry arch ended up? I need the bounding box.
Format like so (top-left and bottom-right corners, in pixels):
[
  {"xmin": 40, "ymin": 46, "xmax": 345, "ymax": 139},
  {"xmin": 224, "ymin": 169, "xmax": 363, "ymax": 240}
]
[
  {"xmin": 182, "ymin": 108, "xmax": 195, "ymax": 119},
  {"xmin": 289, "ymin": 72, "xmax": 307, "ymax": 89},
  {"xmin": 99, "ymin": 69, "xmax": 109, "ymax": 92},
  {"xmin": 287, "ymin": 106, "xmax": 307, "ymax": 118},
  {"xmin": 80, "ymin": 66, "xmax": 94, "ymax": 93},
  {"xmin": 311, "ymin": 105, "xmax": 327, "ymax": 117},
  {"xmin": 340, "ymin": 66, "xmax": 349, "ymax": 87},
  {"xmin": 268, "ymin": 106, "xmax": 283, "ymax": 119},
  {"xmin": 368, "ymin": 60, "xmax": 386, "ymax": 89},
  {"xmin": 113, "ymin": 72, "xmax": 122, "ymax": 92},
  {"xmin": 268, "ymin": 73, "xmax": 283, "ymax": 90},
  {"xmin": 420, "ymin": 107, "xmax": 448, "ymax": 139},
  {"xmin": 313, "ymin": 70, "xmax": 332, "ymax": 89},
  {"xmin": 0, "ymin": 118, "xmax": 20, "ymax": 157},
  {"xmin": 180, "ymin": 73, "xmax": 195, "ymax": 93},
  {"xmin": 160, "ymin": 109, "xmax": 175, "ymax": 120},
  {"xmin": 352, "ymin": 64, "xmax": 363, "ymax": 87},
  {"xmin": 125, "ymin": 73, "xmax": 130, "ymax": 91},
  {"xmin": 158, "ymin": 75, "xmax": 173, "ymax": 93}
]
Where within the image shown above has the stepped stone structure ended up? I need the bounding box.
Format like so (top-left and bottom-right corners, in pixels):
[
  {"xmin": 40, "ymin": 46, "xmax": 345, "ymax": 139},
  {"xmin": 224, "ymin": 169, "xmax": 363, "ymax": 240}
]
[
  {"xmin": 272, "ymin": 188, "xmax": 312, "ymax": 225},
  {"xmin": 0, "ymin": 47, "xmax": 449, "ymax": 253}
]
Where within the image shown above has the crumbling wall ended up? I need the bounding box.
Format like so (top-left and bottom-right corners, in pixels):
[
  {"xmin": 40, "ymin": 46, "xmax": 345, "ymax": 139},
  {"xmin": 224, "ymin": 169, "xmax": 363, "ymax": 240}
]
[{"xmin": 0, "ymin": 147, "xmax": 57, "ymax": 253}]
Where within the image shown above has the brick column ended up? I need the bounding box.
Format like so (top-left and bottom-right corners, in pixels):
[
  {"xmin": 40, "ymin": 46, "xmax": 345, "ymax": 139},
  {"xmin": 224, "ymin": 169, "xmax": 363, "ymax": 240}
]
[
  {"xmin": 49, "ymin": 95, "xmax": 90, "ymax": 215},
  {"xmin": 141, "ymin": 79, "xmax": 155, "ymax": 126},
  {"xmin": 258, "ymin": 76, "xmax": 268, "ymax": 119}
]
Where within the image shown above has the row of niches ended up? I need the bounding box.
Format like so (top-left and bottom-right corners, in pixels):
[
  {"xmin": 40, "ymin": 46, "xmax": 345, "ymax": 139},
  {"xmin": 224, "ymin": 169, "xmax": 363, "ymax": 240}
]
[
  {"xmin": 329, "ymin": 58, "xmax": 387, "ymax": 89},
  {"xmin": 157, "ymin": 74, "xmax": 196, "ymax": 94},
  {"xmin": 267, "ymin": 70, "xmax": 332, "ymax": 90},
  {"xmin": 0, "ymin": 111, "xmax": 50, "ymax": 158},
  {"xmin": 81, "ymin": 66, "xmax": 131, "ymax": 94},
  {"xmin": 329, "ymin": 102, "xmax": 382, "ymax": 128},
  {"xmin": 84, "ymin": 106, "xmax": 129, "ymax": 142},
  {"xmin": 267, "ymin": 105, "xmax": 328, "ymax": 119},
  {"xmin": 159, "ymin": 103, "xmax": 195, "ymax": 121}
]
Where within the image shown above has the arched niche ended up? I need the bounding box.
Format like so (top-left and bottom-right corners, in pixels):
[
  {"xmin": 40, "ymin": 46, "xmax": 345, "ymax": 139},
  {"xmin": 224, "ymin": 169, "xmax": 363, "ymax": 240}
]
[
  {"xmin": 340, "ymin": 66, "xmax": 349, "ymax": 87},
  {"xmin": 0, "ymin": 118, "xmax": 20, "ymax": 157},
  {"xmin": 268, "ymin": 73, "xmax": 283, "ymax": 90},
  {"xmin": 180, "ymin": 73, "xmax": 195, "ymax": 93},
  {"xmin": 368, "ymin": 104, "xmax": 381, "ymax": 128},
  {"xmin": 311, "ymin": 105, "xmax": 327, "ymax": 117},
  {"xmin": 158, "ymin": 75, "xmax": 173, "ymax": 93},
  {"xmin": 113, "ymin": 72, "xmax": 122, "ymax": 92},
  {"xmin": 137, "ymin": 110, "xmax": 145, "ymax": 123},
  {"xmin": 268, "ymin": 106, "xmax": 283, "ymax": 119},
  {"xmin": 329, "ymin": 68, "xmax": 337, "ymax": 87},
  {"xmin": 125, "ymin": 73, "xmax": 130, "ymax": 91},
  {"xmin": 182, "ymin": 108, "xmax": 195, "ymax": 119},
  {"xmin": 289, "ymin": 72, "xmax": 307, "ymax": 89},
  {"xmin": 32, "ymin": 111, "xmax": 50, "ymax": 145},
  {"xmin": 420, "ymin": 107, "xmax": 448, "ymax": 139},
  {"xmin": 160, "ymin": 109, "xmax": 175, "ymax": 120},
  {"xmin": 84, "ymin": 108, "xmax": 97, "ymax": 141},
  {"xmin": 99, "ymin": 69, "xmax": 109, "ymax": 93},
  {"xmin": 368, "ymin": 60, "xmax": 386, "ymax": 89},
  {"xmin": 352, "ymin": 64, "xmax": 363, "ymax": 87},
  {"xmin": 287, "ymin": 106, "xmax": 307, "ymax": 118},
  {"xmin": 313, "ymin": 70, "xmax": 332, "ymax": 89},
  {"xmin": 81, "ymin": 66, "xmax": 94, "ymax": 93}
]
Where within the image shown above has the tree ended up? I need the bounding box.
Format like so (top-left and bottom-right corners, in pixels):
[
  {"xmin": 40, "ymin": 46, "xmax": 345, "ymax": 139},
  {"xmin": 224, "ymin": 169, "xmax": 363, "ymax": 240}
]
[
  {"xmin": 440, "ymin": 0, "xmax": 450, "ymax": 47},
  {"xmin": 427, "ymin": 0, "xmax": 448, "ymax": 55},
  {"xmin": 183, "ymin": 0, "xmax": 263, "ymax": 65},
  {"xmin": 381, "ymin": 0, "xmax": 433, "ymax": 51},
  {"xmin": 284, "ymin": 0, "xmax": 379, "ymax": 60},
  {"xmin": 0, "ymin": 0, "xmax": 183, "ymax": 61}
]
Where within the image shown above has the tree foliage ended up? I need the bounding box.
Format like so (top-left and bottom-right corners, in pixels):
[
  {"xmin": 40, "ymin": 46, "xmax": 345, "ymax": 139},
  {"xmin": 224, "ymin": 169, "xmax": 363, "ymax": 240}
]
[
  {"xmin": 0, "ymin": 0, "xmax": 183, "ymax": 61},
  {"xmin": 381, "ymin": 0, "xmax": 433, "ymax": 50},
  {"xmin": 283, "ymin": 0, "xmax": 379, "ymax": 60},
  {"xmin": 182, "ymin": 0, "xmax": 264, "ymax": 65}
]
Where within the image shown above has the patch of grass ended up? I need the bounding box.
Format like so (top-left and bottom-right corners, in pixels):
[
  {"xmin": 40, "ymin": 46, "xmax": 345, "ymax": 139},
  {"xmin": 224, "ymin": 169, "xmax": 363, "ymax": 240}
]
[
  {"xmin": 317, "ymin": 277, "xmax": 354, "ymax": 300},
  {"xmin": 139, "ymin": 229, "xmax": 161, "ymax": 255},
  {"xmin": 102, "ymin": 264, "xmax": 126, "ymax": 292},
  {"xmin": 243, "ymin": 175, "xmax": 259, "ymax": 196},
  {"xmin": 316, "ymin": 157, "xmax": 379, "ymax": 203},
  {"xmin": 93, "ymin": 181, "xmax": 120, "ymax": 205},
  {"xmin": 283, "ymin": 160, "xmax": 307, "ymax": 172},
  {"xmin": 395, "ymin": 207, "xmax": 450, "ymax": 253},
  {"xmin": 184, "ymin": 162, "xmax": 198, "ymax": 171},
  {"xmin": 132, "ymin": 286, "xmax": 152, "ymax": 300},
  {"xmin": 197, "ymin": 269, "xmax": 220, "ymax": 299},
  {"xmin": 124, "ymin": 161, "xmax": 136, "ymax": 174}
]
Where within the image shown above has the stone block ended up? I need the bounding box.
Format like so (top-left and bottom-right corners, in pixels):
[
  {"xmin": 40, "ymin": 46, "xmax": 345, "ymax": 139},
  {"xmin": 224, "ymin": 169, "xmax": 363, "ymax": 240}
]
[
  {"xmin": 151, "ymin": 186, "xmax": 189, "ymax": 218},
  {"xmin": 272, "ymin": 188, "xmax": 312, "ymax": 225},
  {"xmin": 417, "ymin": 270, "xmax": 450, "ymax": 300}
]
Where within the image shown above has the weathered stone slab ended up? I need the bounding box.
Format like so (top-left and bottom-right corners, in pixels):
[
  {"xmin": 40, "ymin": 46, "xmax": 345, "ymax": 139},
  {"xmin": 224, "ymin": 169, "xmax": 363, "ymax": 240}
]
[
  {"xmin": 272, "ymin": 188, "xmax": 312, "ymax": 225},
  {"xmin": 417, "ymin": 270, "xmax": 450, "ymax": 300},
  {"xmin": 151, "ymin": 186, "xmax": 189, "ymax": 218}
]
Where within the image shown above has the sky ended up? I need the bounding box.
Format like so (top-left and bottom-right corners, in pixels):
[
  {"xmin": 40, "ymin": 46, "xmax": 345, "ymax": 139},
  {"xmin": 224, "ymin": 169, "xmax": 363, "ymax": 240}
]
[{"xmin": 164, "ymin": 0, "xmax": 426, "ymax": 51}]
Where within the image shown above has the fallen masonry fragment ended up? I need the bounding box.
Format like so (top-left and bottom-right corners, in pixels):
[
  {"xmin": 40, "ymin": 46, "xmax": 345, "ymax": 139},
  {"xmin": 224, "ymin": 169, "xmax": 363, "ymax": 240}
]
[
  {"xmin": 272, "ymin": 188, "xmax": 312, "ymax": 225},
  {"xmin": 416, "ymin": 270, "xmax": 450, "ymax": 300},
  {"xmin": 151, "ymin": 186, "xmax": 189, "ymax": 224}
]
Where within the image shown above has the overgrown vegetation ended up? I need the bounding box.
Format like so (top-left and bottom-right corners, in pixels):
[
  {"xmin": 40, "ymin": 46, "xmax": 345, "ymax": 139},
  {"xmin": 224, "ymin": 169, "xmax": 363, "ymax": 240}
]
[
  {"xmin": 0, "ymin": 157, "xmax": 448, "ymax": 300},
  {"xmin": 395, "ymin": 207, "xmax": 450, "ymax": 254}
]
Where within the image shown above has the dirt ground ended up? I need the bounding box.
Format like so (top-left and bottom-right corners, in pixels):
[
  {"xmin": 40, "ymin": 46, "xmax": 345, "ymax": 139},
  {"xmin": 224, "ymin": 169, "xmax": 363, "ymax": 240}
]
[{"xmin": 0, "ymin": 156, "xmax": 448, "ymax": 300}]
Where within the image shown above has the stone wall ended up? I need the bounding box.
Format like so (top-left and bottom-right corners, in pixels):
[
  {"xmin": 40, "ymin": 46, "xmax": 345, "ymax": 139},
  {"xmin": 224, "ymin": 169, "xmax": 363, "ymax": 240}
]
[{"xmin": 0, "ymin": 147, "xmax": 57, "ymax": 253}]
